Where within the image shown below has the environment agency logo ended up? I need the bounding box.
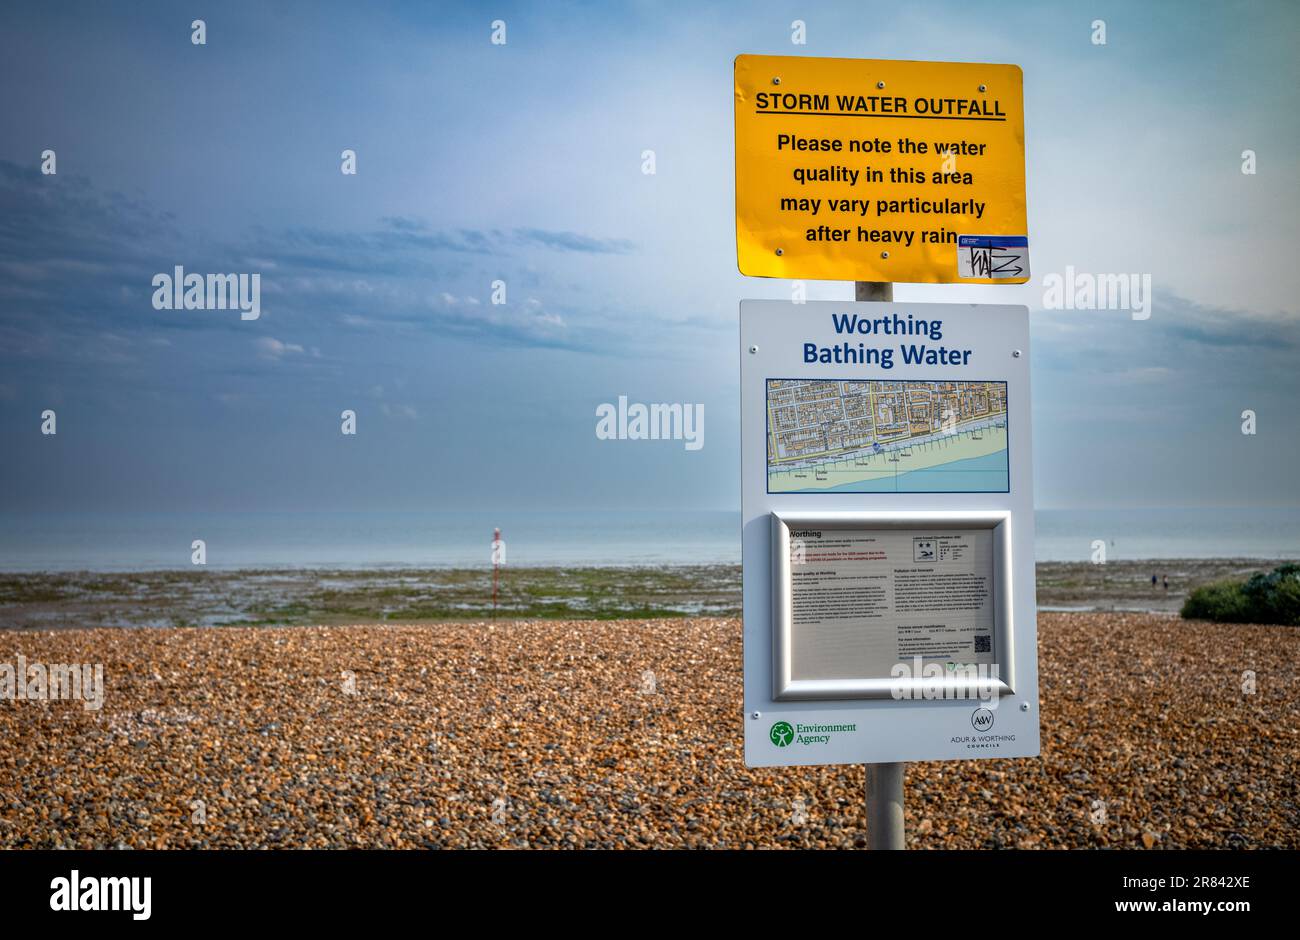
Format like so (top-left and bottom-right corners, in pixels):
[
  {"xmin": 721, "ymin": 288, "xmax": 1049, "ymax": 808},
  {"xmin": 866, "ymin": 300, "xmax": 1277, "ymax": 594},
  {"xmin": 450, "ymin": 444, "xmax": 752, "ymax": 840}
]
[{"xmin": 768, "ymin": 720, "xmax": 857, "ymax": 747}]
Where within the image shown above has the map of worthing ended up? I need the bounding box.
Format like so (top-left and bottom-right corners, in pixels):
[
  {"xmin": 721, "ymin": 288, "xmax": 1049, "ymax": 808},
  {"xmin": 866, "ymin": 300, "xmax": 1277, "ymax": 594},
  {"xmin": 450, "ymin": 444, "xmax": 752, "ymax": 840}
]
[{"xmin": 767, "ymin": 379, "xmax": 1009, "ymax": 493}]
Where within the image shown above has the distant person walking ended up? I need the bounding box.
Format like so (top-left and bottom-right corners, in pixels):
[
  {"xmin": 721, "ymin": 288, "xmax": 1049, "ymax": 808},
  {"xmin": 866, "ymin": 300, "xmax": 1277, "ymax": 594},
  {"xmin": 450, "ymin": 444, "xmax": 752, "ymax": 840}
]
[
  {"xmin": 1151, "ymin": 574, "xmax": 1158, "ymax": 589},
  {"xmin": 1162, "ymin": 575, "xmax": 1169, "ymax": 591}
]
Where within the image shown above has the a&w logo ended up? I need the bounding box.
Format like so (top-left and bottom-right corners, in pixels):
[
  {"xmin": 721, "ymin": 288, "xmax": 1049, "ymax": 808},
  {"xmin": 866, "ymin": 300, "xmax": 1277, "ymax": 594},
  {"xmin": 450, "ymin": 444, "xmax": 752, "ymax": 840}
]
[{"xmin": 971, "ymin": 707, "xmax": 995, "ymax": 732}]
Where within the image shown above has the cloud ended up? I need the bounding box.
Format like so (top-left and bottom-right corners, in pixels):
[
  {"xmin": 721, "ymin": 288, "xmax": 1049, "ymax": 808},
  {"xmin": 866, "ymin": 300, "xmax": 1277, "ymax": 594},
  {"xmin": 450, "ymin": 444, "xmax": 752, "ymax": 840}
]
[
  {"xmin": 511, "ymin": 228, "xmax": 635, "ymax": 254},
  {"xmin": 1034, "ymin": 292, "xmax": 1300, "ymax": 376},
  {"xmin": 380, "ymin": 216, "xmax": 428, "ymax": 233},
  {"xmin": 254, "ymin": 336, "xmax": 305, "ymax": 360},
  {"xmin": 379, "ymin": 402, "xmax": 418, "ymax": 420},
  {"xmin": 0, "ymin": 160, "xmax": 652, "ymax": 356},
  {"xmin": 1029, "ymin": 290, "xmax": 1300, "ymax": 494}
]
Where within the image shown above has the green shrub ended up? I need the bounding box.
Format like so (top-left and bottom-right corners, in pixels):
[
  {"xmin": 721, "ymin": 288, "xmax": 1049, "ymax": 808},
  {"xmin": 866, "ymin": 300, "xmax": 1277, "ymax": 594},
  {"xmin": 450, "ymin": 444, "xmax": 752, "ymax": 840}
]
[
  {"xmin": 1181, "ymin": 581, "xmax": 1253, "ymax": 622},
  {"xmin": 1181, "ymin": 563, "xmax": 1300, "ymax": 625}
]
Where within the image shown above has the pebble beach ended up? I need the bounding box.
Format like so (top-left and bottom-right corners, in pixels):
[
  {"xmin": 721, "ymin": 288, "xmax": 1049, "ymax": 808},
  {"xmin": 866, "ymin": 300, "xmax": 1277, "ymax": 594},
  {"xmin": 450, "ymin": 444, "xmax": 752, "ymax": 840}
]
[{"xmin": 2, "ymin": 612, "xmax": 1295, "ymax": 849}]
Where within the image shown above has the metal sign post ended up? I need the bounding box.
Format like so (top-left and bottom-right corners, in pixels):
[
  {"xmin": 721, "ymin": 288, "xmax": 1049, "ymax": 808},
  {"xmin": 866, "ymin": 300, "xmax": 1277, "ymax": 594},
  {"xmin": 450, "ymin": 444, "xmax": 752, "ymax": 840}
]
[
  {"xmin": 855, "ymin": 282, "xmax": 891, "ymax": 303},
  {"xmin": 866, "ymin": 762, "xmax": 905, "ymax": 849},
  {"xmin": 856, "ymin": 280, "xmax": 905, "ymax": 850}
]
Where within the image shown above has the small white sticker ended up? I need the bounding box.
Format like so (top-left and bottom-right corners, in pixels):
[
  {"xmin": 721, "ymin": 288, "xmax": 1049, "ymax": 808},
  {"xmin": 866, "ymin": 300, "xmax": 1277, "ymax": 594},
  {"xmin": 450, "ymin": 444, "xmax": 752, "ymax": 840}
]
[{"xmin": 958, "ymin": 235, "xmax": 1029, "ymax": 279}]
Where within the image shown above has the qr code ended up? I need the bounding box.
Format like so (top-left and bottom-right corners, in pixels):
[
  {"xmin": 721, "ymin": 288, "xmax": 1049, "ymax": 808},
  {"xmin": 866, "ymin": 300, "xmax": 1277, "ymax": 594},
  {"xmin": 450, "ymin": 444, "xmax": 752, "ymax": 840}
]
[{"xmin": 974, "ymin": 635, "xmax": 991, "ymax": 653}]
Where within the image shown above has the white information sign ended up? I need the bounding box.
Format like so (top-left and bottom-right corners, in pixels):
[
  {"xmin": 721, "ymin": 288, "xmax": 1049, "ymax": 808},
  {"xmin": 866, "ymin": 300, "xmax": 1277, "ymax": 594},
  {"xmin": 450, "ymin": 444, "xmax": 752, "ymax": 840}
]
[{"xmin": 742, "ymin": 300, "xmax": 1039, "ymax": 766}]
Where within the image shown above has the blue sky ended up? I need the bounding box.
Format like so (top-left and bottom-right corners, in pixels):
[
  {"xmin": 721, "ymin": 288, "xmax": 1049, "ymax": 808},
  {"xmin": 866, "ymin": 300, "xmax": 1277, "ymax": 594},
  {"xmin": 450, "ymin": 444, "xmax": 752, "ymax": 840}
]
[{"xmin": 0, "ymin": 0, "xmax": 1296, "ymax": 512}]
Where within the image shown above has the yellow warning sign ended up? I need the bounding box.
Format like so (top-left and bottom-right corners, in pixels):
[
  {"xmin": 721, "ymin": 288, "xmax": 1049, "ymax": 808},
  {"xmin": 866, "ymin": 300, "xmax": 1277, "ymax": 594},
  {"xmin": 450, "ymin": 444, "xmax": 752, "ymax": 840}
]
[{"xmin": 735, "ymin": 55, "xmax": 1029, "ymax": 284}]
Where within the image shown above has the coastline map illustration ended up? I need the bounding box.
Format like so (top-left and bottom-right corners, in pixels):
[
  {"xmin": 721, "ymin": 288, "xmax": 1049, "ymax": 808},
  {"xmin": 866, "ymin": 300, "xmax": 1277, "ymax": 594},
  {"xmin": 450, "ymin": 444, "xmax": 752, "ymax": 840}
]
[{"xmin": 767, "ymin": 379, "xmax": 1009, "ymax": 493}]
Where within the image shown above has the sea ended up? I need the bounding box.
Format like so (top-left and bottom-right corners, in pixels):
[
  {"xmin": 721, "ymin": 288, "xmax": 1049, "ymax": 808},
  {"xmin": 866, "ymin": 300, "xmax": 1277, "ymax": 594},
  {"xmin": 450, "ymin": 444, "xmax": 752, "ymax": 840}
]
[{"xmin": 0, "ymin": 507, "xmax": 1296, "ymax": 572}]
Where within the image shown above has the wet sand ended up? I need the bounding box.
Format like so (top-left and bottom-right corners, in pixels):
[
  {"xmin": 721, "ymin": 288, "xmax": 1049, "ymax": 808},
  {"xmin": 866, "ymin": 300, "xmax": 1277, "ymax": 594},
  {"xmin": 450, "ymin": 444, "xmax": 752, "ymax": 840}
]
[
  {"xmin": 1034, "ymin": 559, "xmax": 1278, "ymax": 613},
  {"xmin": 0, "ymin": 559, "xmax": 1280, "ymax": 630}
]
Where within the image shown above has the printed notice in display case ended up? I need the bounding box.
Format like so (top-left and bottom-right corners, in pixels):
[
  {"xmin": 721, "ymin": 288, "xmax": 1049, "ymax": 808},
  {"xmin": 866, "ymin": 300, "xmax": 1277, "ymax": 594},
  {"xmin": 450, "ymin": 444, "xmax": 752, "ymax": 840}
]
[{"xmin": 786, "ymin": 526, "xmax": 996, "ymax": 684}]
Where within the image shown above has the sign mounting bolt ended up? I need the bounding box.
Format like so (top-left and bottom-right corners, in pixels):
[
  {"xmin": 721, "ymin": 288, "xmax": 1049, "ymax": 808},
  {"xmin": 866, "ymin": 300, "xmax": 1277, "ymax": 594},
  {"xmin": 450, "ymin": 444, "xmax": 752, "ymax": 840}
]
[
  {"xmin": 880, "ymin": 251, "xmax": 889, "ymax": 259},
  {"xmin": 751, "ymin": 711, "xmax": 761, "ymax": 720},
  {"xmin": 775, "ymin": 247, "xmax": 784, "ymax": 256},
  {"xmin": 772, "ymin": 76, "xmax": 781, "ymax": 85},
  {"xmin": 1020, "ymin": 702, "xmax": 1031, "ymax": 712},
  {"xmin": 979, "ymin": 84, "xmax": 987, "ymax": 92},
  {"xmin": 877, "ymin": 81, "xmax": 885, "ymax": 89},
  {"xmin": 1013, "ymin": 349, "xmax": 1022, "ymax": 358},
  {"xmin": 749, "ymin": 345, "xmax": 759, "ymax": 354}
]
